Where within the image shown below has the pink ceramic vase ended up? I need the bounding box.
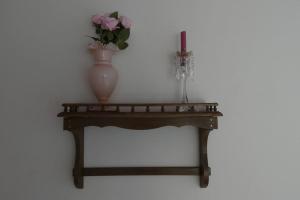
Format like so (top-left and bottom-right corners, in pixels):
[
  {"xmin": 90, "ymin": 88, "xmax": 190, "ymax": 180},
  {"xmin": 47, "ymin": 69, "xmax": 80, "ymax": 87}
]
[{"xmin": 88, "ymin": 43, "xmax": 118, "ymax": 103}]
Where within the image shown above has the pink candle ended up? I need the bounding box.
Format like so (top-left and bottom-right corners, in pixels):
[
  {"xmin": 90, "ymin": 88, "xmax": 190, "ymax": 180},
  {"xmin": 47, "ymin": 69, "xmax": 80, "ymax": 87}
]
[{"xmin": 181, "ymin": 31, "xmax": 186, "ymax": 53}]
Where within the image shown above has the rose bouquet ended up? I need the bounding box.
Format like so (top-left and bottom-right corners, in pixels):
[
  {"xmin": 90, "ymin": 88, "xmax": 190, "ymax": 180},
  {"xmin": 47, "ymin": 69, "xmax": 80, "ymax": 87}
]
[{"xmin": 89, "ymin": 11, "xmax": 132, "ymax": 50}]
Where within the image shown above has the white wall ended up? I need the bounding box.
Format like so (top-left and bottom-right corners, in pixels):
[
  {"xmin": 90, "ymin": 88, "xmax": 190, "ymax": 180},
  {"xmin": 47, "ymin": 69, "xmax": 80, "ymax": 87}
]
[{"xmin": 1, "ymin": 0, "xmax": 300, "ymax": 199}]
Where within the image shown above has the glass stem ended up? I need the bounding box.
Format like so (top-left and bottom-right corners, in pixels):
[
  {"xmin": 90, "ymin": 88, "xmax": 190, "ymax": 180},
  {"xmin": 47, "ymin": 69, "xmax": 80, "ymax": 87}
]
[{"xmin": 181, "ymin": 75, "xmax": 188, "ymax": 103}]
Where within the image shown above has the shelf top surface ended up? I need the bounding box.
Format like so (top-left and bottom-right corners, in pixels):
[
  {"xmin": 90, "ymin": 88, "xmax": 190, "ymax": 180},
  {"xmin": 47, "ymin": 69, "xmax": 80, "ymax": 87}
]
[
  {"xmin": 62, "ymin": 102, "xmax": 219, "ymax": 106},
  {"xmin": 58, "ymin": 102, "xmax": 223, "ymax": 118}
]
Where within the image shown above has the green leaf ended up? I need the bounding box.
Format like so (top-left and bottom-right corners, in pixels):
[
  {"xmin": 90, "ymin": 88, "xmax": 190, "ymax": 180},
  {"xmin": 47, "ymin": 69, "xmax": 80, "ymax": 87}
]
[
  {"xmin": 100, "ymin": 33, "xmax": 109, "ymax": 44},
  {"xmin": 101, "ymin": 38, "xmax": 109, "ymax": 45},
  {"xmin": 88, "ymin": 36, "xmax": 100, "ymax": 41},
  {"xmin": 112, "ymin": 36, "xmax": 118, "ymax": 43},
  {"xmin": 117, "ymin": 29, "xmax": 130, "ymax": 42},
  {"xmin": 107, "ymin": 31, "xmax": 114, "ymax": 41},
  {"xmin": 110, "ymin": 11, "xmax": 118, "ymax": 19},
  {"xmin": 117, "ymin": 42, "xmax": 128, "ymax": 50},
  {"xmin": 101, "ymin": 30, "xmax": 114, "ymax": 42},
  {"xmin": 101, "ymin": 31, "xmax": 108, "ymax": 39},
  {"xmin": 113, "ymin": 29, "xmax": 121, "ymax": 36},
  {"xmin": 96, "ymin": 27, "xmax": 103, "ymax": 35}
]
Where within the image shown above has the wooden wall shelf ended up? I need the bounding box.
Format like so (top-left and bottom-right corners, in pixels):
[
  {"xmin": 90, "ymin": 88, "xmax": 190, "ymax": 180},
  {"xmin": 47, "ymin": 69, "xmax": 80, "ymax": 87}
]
[{"xmin": 58, "ymin": 103, "xmax": 223, "ymax": 189}]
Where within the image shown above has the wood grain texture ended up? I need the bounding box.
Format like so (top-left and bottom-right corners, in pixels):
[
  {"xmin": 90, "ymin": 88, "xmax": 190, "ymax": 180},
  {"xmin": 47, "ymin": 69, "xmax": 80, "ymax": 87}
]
[
  {"xmin": 84, "ymin": 167, "xmax": 199, "ymax": 176},
  {"xmin": 58, "ymin": 103, "xmax": 222, "ymax": 189},
  {"xmin": 199, "ymin": 129, "xmax": 211, "ymax": 188},
  {"xmin": 71, "ymin": 128, "xmax": 84, "ymax": 189}
]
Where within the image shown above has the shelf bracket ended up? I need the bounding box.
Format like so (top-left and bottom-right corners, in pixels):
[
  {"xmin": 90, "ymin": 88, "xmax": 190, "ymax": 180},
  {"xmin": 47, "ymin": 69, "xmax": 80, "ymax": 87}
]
[
  {"xmin": 70, "ymin": 128, "xmax": 84, "ymax": 189},
  {"xmin": 198, "ymin": 128, "xmax": 211, "ymax": 188}
]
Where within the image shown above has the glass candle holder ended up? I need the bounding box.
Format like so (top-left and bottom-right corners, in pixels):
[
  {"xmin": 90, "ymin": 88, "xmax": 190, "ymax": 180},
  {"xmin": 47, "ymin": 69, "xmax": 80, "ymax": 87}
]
[{"xmin": 174, "ymin": 51, "xmax": 194, "ymax": 111}]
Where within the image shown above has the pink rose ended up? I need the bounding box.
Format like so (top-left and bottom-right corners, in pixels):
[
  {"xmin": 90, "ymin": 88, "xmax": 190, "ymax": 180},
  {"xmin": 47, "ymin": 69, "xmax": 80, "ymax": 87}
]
[
  {"xmin": 120, "ymin": 16, "xmax": 132, "ymax": 29},
  {"xmin": 100, "ymin": 16, "xmax": 119, "ymax": 31},
  {"xmin": 91, "ymin": 15, "xmax": 103, "ymax": 25}
]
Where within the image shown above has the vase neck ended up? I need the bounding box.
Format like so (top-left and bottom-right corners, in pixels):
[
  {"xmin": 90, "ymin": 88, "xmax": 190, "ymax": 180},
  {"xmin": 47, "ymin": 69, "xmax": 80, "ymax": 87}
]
[{"xmin": 94, "ymin": 47, "xmax": 114, "ymax": 64}]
